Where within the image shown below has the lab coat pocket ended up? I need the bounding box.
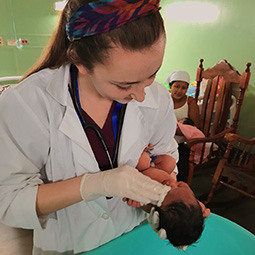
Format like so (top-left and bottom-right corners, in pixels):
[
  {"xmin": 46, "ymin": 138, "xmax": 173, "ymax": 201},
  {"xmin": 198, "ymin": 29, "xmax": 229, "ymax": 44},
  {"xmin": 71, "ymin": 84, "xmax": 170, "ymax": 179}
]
[{"xmin": 67, "ymin": 198, "xmax": 115, "ymax": 253}]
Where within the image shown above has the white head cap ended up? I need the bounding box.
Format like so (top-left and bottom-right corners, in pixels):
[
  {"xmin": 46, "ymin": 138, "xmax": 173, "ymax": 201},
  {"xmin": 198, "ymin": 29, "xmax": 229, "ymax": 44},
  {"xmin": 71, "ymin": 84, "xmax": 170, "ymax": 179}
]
[{"xmin": 165, "ymin": 70, "xmax": 190, "ymax": 85}]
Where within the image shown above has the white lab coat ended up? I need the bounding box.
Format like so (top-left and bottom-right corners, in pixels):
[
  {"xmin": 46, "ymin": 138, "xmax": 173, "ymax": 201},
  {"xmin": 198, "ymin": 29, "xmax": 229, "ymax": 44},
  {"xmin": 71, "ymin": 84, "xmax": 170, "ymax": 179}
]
[{"xmin": 0, "ymin": 64, "xmax": 178, "ymax": 254}]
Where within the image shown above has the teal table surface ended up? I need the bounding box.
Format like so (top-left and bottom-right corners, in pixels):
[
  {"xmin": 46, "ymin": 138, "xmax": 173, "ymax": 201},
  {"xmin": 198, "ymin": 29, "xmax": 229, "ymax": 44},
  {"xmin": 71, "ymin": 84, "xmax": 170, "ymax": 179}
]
[{"xmin": 85, "ymin": 213, "xmax": 255, "ymax": 255}]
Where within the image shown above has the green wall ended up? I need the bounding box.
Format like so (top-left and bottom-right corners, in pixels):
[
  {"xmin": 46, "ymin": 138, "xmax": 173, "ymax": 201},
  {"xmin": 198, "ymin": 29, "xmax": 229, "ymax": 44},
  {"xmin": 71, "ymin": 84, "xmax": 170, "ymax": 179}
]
[
  {"xmin": 0, "ymin": 0, "xmax": 57, "ymax": 76},
  {"xmin": 0, "ymin": 0, "xmax": 254, "ymax": 138}
]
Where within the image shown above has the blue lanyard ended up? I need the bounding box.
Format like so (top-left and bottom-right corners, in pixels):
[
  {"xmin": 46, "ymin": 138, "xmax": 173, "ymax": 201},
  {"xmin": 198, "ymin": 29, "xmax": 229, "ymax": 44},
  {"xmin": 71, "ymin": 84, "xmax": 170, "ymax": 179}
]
[{"xmin": 112, "ymin": 102, "xmax": 124, "ymax": 141}]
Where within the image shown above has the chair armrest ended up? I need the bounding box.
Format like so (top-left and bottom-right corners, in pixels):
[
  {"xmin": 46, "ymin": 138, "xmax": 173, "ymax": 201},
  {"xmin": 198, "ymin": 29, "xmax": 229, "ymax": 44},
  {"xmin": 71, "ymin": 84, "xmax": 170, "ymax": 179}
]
[
  {"xmin": 187, "ymin": 128, "xmax": 234, "ymax": 148},
  {"xmin": 224, "ymin": 133, "xmax": 255, "ymax": 144}
]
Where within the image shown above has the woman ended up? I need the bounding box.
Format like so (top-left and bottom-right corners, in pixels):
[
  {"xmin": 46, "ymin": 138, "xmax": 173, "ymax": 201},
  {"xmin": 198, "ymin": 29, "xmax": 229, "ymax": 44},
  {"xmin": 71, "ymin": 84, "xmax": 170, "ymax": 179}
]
[
  {"xmin": 166, "ymin": 70, "xmax": 200, "ymax": 182},
  {"xmin": 166, "ymin": 70, "xmax": 200, "ymax": 130},
  {"xmin": 0, "ymin": 0, "xmax": 178, "ymax": 254}
]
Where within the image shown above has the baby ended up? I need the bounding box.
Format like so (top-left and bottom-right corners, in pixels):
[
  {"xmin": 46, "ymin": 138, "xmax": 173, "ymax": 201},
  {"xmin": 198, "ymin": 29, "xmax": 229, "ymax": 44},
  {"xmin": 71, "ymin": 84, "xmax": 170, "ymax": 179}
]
[
  {"xmin": 176, "ymin": 117, "xmax": 195, "ymax": 135},
  {"xmin": 125, "ymin": 146, "xmax": 208, "ymax": 249}
]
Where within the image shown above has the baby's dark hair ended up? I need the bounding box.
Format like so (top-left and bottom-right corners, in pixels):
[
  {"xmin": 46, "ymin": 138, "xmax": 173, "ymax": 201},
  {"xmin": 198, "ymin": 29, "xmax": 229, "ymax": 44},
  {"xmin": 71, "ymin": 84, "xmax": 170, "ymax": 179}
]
[
  {"xmin": 155, "ymin": 201, "xmax": 204, "ymax": 247},
  {"xmin": 182, "ymin": 117, "xmax": 195, "ymax": 126}
]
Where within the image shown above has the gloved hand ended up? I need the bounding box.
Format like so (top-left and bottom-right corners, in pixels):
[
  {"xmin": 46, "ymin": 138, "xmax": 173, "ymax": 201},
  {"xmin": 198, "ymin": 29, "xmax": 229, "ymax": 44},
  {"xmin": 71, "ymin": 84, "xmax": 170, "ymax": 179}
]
[
  {"xmin": 80, "ymin": 165, "xmax": 170, "ymax": 206},
  {"xmin": 148, "ymin": 207, "xmax": 168, "ymax": 239},
  {"xmin": 148, "ymin": 207, "xmax": 188, "ymax": 251}
]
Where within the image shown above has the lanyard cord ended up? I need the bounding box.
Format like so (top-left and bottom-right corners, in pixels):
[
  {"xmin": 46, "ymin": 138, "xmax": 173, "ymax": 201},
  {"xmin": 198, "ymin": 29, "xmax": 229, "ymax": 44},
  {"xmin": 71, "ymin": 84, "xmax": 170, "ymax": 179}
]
[
  {"xmin": 113, "ymin": 102, "xmax": 127, "ymax": 168},
  {"xmin": 112, "ymin": 102, "xmax": 123, "ymax": 141},
  {"xmin": 69, "ymin": 65, "xmax": 126, "ymax": 169}
]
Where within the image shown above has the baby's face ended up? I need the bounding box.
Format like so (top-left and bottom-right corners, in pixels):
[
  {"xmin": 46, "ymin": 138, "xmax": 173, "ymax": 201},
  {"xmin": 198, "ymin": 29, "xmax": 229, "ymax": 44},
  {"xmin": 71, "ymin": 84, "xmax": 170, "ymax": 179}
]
[{"xmin": 161, "ymin": 181, "xmax": 198, "ymax": 209}]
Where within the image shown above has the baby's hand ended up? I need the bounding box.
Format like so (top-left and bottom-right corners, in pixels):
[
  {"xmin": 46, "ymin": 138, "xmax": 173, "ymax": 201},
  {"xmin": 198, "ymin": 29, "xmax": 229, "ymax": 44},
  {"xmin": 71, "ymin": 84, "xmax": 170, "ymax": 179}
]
[
  {"xmin": 144, "ymin": 144, "xmax": 153, "ymax": 152},
  {"xmin": 122, "ymin": 197, "xmax": 141, "ymax": 207}
]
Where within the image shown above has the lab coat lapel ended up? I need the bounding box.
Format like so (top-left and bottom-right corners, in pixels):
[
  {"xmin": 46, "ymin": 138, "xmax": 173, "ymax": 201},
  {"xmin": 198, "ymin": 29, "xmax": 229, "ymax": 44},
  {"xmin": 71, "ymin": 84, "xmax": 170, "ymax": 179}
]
[
  {"xmin": 59, "ymin": 105, "xmax": 91, "ymax": 153},
  {"xmin": 119, "ymin": 103, "xmax": 144, "ymax": 159},
  {"xmin": 46, "ymin": 65, "xmax": 98, "ymax": 173},
  {"xmin": 46, "ymin": 64, "xmax": 92, "ymax": 155},
  {"xmin": 59, "ymin": 102, "xmax": 100, "ymax": 174}
]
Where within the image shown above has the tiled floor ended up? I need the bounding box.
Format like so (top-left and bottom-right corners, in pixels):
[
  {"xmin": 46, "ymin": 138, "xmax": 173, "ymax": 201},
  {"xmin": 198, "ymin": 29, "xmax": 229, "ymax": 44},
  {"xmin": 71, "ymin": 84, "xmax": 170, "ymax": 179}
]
[{"xmin": 191, "ymin": 166, "xmax": 255, "ymax": 234}]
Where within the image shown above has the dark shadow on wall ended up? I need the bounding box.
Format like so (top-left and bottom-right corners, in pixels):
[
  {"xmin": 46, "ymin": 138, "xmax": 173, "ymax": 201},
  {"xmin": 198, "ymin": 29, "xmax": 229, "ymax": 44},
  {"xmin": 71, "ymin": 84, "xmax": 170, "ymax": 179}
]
[{"xmin": 238, "ymin": 87, "xmax": 255, "ymax": 139}]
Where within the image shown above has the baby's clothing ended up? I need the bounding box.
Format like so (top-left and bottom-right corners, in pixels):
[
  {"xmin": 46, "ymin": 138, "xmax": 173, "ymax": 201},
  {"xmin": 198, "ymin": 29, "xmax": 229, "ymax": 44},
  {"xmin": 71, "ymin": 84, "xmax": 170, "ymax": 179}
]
[{"xmin": 177, "ymin": 123, "xmax": 207, "ymax": 164}]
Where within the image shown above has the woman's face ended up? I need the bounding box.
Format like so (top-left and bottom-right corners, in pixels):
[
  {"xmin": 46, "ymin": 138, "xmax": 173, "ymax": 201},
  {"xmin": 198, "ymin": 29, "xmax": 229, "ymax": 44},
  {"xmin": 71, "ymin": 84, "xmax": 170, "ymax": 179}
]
[
  {"xmin": 170, "ymin": 81, "xmax": 189, "ymax": 101},
  {"xmin": 78, "ymin": 35, "xmax": 166, "ymax": 104}
]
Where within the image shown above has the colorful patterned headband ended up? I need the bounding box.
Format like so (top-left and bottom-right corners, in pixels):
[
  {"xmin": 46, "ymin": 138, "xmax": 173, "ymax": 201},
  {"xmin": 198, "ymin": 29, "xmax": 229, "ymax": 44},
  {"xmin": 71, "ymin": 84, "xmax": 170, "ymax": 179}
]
[{"xmin": 66, "ymin": 0, "xmax": 161, "ymax": 41}]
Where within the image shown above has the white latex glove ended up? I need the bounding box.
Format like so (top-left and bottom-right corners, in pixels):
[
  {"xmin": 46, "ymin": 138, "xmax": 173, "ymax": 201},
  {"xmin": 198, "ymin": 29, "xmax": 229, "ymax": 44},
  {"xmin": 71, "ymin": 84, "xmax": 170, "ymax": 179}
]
[
  {"xmin": 148, "ymin": 207, "xmax": 188, "ymax": 251},
  {"xmin": 80, "ymin": 165, "xmax": 170, "ymax": 206},
  {"xmin": 148, "ymin": 207, "xmax": 168, "ymax": 239}
]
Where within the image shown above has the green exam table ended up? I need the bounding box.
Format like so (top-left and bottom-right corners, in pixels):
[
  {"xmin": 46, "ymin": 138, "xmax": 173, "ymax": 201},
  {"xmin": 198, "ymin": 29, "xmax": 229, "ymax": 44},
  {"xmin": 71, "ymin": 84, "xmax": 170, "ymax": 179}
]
[{"xmin": 86, "ymin": 213, "xmax": 255, "ymax": 255}]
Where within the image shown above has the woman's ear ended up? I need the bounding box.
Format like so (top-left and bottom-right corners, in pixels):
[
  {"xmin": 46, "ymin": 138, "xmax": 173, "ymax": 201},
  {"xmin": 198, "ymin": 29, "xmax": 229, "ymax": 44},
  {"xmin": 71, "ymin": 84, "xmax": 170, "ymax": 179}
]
[{"xmin": 75, "ymin": 64, "xmax": 89, "ymax": 75}]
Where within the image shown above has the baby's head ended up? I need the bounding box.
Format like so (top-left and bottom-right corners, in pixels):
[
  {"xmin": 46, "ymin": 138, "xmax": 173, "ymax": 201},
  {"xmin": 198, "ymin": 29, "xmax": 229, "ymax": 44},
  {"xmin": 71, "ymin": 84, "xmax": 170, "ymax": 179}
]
[
  {"xmin": 179, "ymin": 117, "xmax": 195, "ymax": 126},
  {"xmin": 155, "ymin": 202, "xmax": 204, "ymax": 248},
  {"xmin": 155, "ymin": 181, "xmax": 204, "ymax": 248}
]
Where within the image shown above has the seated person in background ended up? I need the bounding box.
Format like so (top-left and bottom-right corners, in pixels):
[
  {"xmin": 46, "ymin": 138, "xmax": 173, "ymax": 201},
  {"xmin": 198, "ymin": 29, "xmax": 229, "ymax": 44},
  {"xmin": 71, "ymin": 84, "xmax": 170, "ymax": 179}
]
[
  {"xmin": 165, "ymin": 70, "xmax": 201, "ymax": 182},
  {"xmin": 165, "ymin": 70, "xmax": 200, "ymax": 129},
  {"xmin": 124, "ymin": 146, "xmax": 210, "ymax": 250}
]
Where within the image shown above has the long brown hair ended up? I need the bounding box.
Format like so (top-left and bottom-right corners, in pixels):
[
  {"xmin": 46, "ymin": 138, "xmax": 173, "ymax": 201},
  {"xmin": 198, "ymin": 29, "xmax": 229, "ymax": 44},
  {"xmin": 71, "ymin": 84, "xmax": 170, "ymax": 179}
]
[{"xmin": 23, "ymin": 0, "xmax": 165, "ymax": 79}]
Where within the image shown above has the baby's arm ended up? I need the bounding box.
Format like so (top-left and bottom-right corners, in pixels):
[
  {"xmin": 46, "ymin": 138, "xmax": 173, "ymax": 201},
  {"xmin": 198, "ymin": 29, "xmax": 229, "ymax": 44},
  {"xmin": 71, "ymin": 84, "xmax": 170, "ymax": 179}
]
[
  {"xmin": 137, "ymin": 152, "xmax": 177, "ymax": 181},
  {"xmin": 137, "ymin": 145, "xmax": 177, "ymax": 180},
  {"xmin": 136, "ymin": 151, "xmax": 151, "ymax": 172},
  {"xmin": 152, "ymin": 155, "xmax": 176, "ymax": 175}
]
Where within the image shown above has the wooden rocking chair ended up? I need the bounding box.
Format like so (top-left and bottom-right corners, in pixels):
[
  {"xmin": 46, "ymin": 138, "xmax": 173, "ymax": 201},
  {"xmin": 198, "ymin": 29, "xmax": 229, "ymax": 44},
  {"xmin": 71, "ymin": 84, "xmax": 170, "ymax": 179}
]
[
  {"xmin": 205, "ymin": 133, "xmax": 255, "ymax": 204},
  {"xmin": 186, "ymin": 59, "xmax": 251, "ymax": 185}
]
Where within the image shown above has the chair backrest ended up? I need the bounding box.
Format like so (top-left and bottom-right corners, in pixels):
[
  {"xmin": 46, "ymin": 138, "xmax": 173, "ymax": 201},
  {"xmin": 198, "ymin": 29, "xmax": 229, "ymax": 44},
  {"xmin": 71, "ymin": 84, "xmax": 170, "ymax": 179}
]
[
  {"xmin": 225, "ymin": 133, "xmax": 255, "ymax": 170},
  {"xmin": 0, "ymin": 76, "xmax": 22, "ymax": 85},
  {"xmin": 0, "ymin": 76, "xmax": 22, "ymax": 95},
  {"xmin": 0, "ymin": 85, "xmax": 11, "ymax": 95},
  {"xmin": 194, "ymin": 59, "xmax": 251, "ymax": 136},
  {"xmin": 205, "ymin": 133, "xmax": 255, "ymax": 203}
]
